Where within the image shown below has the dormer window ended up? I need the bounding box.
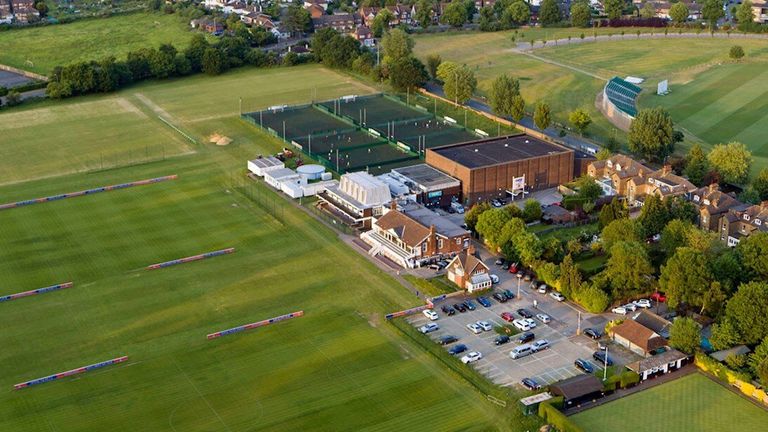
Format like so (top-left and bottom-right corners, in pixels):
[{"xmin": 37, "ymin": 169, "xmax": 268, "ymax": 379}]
[
  {"xmin": 616, "ymin": 164, "xmax": 622, "ymax": 171},
  {"xmin": 607, "ymin": 160, "xmax": 613, "ymax": 168},
  {"xmin": 744, "ymin": 214, "xmax": 750, "ymax": 221},
  {"xmin": 694, "ymin": 195, "xmax": 700, "ymax": 202},
  {"xmin": 703, "ymin": 199, "xmax": 710, "ymax": 206},
  {"xmin": 756, "ymin": 219, "xmax": 762, "ymax": 226}
]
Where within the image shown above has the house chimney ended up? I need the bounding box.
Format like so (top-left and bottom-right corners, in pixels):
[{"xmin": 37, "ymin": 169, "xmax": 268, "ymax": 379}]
[
  {"xmin": 467, "ymin": 244, "xmax": 476, "ymax": 256},
  {"xmin": 428, "ymin": 225, "xmax": 437, "ymax": 254},
  {"xmin": 390, "ymin": 200, "xmax": 397, "ymax": 210},
  {"xmin": 708, "ymin": 183, "xmax": 717, "ymax": 194},
  {"xmin": 662, "ymin": 164, "xmax": 672, "ymax": 175}
]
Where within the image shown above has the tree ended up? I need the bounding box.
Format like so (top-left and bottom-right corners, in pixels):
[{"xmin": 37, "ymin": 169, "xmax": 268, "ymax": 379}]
[
  {"xmin": 426, "ymin": 54, "xmax": 441, "ymax": 80},
  {"xmin": 683, "ymin": 144, "xmax": 709, "ymax": 186},
  {"xmin": 710, "ymin": 318, "xmax": 741, "ymax": 350},
  {"xmin": 559, "ymin": 254, "xmax": 583, "ymax": 298},
  {"xmin": 749, "ymin": 337, "xmax": 768, "ymax": 384},
  {"xmin": 669, "ymin": 2, "xmax": 689, "ymax": 24},
  {"xmin": 381, "ymin": 28, "xmax": 414, "ymax": 65},
  {"xmin": 501, "ymin": 1, "xmax": 531, "ymax": 27},
  {"xmin": 575, "ymin": 175, "xmax": 602, "ymax": 202},
  {"xmin": 601, "ymin": 218, "xmax": 642, "ymax": 252},
  {"xmin": 516, "ymin": 231, "xmax": 544, "ymax": 265},
  {"xmin": 595, "ymin": 148, "xmax": 612, "ymax": 161},
  {"xmin": 184, "ymin": 34, "xmax": 210, "ymax": 73},
  {"xmin": 638, "ymin": 194, "xmax": 669, "ymax": 237},
  {"xmin": 499, "ymin": 218, "xmax": 528, "ymax": 261},
  {"xmin": 35, "ymin": 1, "xmax": 48, "ymax": 16},
  {"xmin": 464, "ymin": 201, "xmax": 491, "ymax": 232},
  {"xmin": 628, "ymin": 107, "xmax": 676, "ymax": 162},
  {"xmin": 752, "ymin": 168, "xmax": 768, "ymax": 201},
  {"xmin": 598, "ymin": 197, "xmax": 627, "ymax": 229},
  {"xmin": 389, "ymin": 57, "xmax": 428, "ymax": 91},
  {"xmin": 570, "ymin": 1, "xmax": 591, "ymax": 27},
  {"xmin": 669, "ymin": 318, "xmax": 701, "ymax": 354},
  {"xmin": 522, "ymin": 199, "xmax": 542, "ymax": 222},
  {"xmin": 640, "ymin": 2, "xmax": 656, "ymax": 18},
  {"xmin": 5, "ymin": 90, "xmax": 21, "ymax": 107},
  {"xmin": 736, "ymin": 0, "xmax": 755, "ymax": 30},
  {"xmin": 713, "ymin": 250, "xmax": 744, "ymax": 293},
  {"xmin": 476, "ymin": 207, "xmax": 513, "ymax": 249},
  {"xmin": 319, "ymin": 34, "xmax": 361, "ymax": 68},
  {"xmin": 438, "ymin": 62, "xmax": 476, "ymax": 104},
  {"xmin": 702, "ymin": 281, "xmax": 727, "ymax": 316},
  {"xmin": 707, "ymin": 142, "xmax": 752, "ymax": 184},
  {"xmin": 372, "ymin": 9, "xmax": 395, "ymax": 38},
  {"xmin": 702, "ymin": 0, "xmax": 725, "ymax": 29},
  {"xmin": 201, "ymin": 48, "xmax": 226, "ymax": 76},
  {"xmin": 729, "ymin": 45, "xmax": 745, "ymax": 61},
  {"xmin": 575, "ymin": 284, "xmax": 611, "ymax": 313},
  {"xmin": 722, "ymin": 281, "xmax": 768, "ymax": 345},
  {"xmin": 604, "ymin": 0, "xmax": 625, "ymax": 20},
  {"xmin": 489, "ymin": 74, "xmax": 521, "ymax": 117},
  {"xmin": 605, "ymin": 241, "xmax": 654, "ymax": 299},
  {"xmin": 660, "ymin": 219, "xmax": 696, "ymax": 253},
  {"xmin": 568, "ymin": 109, "xmax": 591, "ymax": 134},
  {"xmin": 441, "ymin": 0, "xmax": 468, "ymax": 27},
  {"xmin": 533, "ymin": 102, "xmax": 551, "ymax": 130},
  {"xmin": 736, "ymin": 232, "xmax": 768, "ymax": 279},
  {"xmin": 415, "ymin": 0, "xmax": 435, "ymax": 29},
  {"xmin": 538, "ymin": 0, "xmax": 561, "ymax": 25},
  {"xmin": 479, "ymin": 5, "xmax": 498, "ymax": 31},
  {"xmin": 284, "ymin": 5, "xmax": 312, "ymax": 35},
  {"xmin": 510, "ymin": 95, "xmax": 525, "ymax": 122},
  {"xmin": 659, "ymin": 247, "xmax": 714, "ymax": 309}
]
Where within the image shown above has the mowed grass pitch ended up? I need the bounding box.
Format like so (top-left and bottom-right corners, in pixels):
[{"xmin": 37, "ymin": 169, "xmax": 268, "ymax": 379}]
[
  {"xmin": 0, "ymin": 65, "xmax": 524, "ymax": 431},
  {"xmin": 0, "ymin": 12, "xmax": 196, "ymax": 75},
  {"xmin": 571, "ymin": 373, "xmax": 768, "ymax": 432}
]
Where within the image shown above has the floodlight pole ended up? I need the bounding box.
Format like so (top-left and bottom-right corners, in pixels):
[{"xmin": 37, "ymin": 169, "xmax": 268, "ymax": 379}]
[
  {"xmin": 603, "ymin": 345, "xmax": 609, "ymax": 381},
  {"xmin": 516, "ymin": 274, "xmax": 522, "ymax": 300},
  {"xmin": 336, "ymin": 149, "xmax": 339, "ymax": 172},
  {"xmin": 576, "ymin": 311, "xmax": 582, "ymax": 336}
]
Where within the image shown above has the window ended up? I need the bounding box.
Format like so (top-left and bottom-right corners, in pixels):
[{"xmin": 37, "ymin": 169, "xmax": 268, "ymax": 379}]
[
  {"xmin": 438, "ymin": 239, "xmax": 444, "ymax": 249},
  {"xmin": 744, "ymin": 214, "xmax": 750, "ymax": 221},
  {"xmin": 694, "ymin": 195, "xmax": 700, "ymax": 202},
  {"xmin": 756, "ymin": 219, "xmax": 762, "ymax": 226},
  {"xmin": 703, "ymin": 199, "xmax": 710, "ymax": 206},
  {"xmin": 422, "ymin": 243, "xmax": 427, "ymax": 252},
  {"xmin": 455, "ymin": 238, "xmax": 461, "ymax": 245},
  {"xmin": 463, "ymin": 239, "xmax": 469, "ymax": 248}
]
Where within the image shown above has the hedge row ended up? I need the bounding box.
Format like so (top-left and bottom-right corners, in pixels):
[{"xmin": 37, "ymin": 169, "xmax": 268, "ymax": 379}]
[{"xmin": 538, "ymin": 398, "xmax": 584, "ymax": 432}]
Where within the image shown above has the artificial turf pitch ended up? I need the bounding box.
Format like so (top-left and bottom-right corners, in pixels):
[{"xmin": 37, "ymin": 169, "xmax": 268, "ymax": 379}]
[{"xmin": 0, "ymin": 64, "xmax": 524, "ymax": 431}]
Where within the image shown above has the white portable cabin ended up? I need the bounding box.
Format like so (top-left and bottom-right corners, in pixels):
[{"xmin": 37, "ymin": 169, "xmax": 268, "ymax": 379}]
[
  {"xmin": 247, "ymin": 156, "xmax": 284, "ymax": 177},
  {"xmin": 264, "ymin": 168, "xmax": 302, "ymax": 190},
  {"xmin": 281, "ymin": 181, "xmax": 304, "ymax": 199}
]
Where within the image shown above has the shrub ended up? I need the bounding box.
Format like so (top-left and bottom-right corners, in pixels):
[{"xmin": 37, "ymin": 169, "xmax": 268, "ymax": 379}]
[
  {"xmin": 539, "ymin": 399, "xmax": 584, "ymax": 432},
  {"xmin": 620, "ymin": 371, "xmax": 640, "ymax": 388}
]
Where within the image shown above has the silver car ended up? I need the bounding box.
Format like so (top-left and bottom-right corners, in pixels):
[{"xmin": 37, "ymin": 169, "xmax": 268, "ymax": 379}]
[{"xmin": 531, "ymin": 339, "xmax": 551, "ymax": 352}]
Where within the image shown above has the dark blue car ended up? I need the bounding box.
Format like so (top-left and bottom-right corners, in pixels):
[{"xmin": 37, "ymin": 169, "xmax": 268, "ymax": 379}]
[
  {"xmin": 449, "ymin": 344, "xmax": 468, "ymax": 355},
  {"xmin": 477, "ymin": 296, "xmax": 492, "ymax": 308}
]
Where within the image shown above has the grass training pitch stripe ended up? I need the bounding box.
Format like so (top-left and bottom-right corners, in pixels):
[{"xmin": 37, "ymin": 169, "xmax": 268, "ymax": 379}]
[
  {"xmin": 0, "ymin": 175, "xmax": 177, "ymax": 211},
  {"xmin": 14, "ymin": 356, "xmax": 128, "ymax": 390},
  {"xmin": 207, "ymin": 311, "xmax": 304, "ymax": 339},
  {"xmin": 146, "ymin": 247, "xmax": 235, "ymax": 270},
  {"xmin": 0, "ymin": 282, "xmax": 73, "ymax": 303}
]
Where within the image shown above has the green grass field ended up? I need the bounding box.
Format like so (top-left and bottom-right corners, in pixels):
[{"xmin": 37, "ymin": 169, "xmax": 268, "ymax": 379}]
[
  {"xmin": 0, "ymin": 12, "xmax": 195, "ymax": 74},
  {"xmin": 413, "ymin": 32, "xmax": 768, "ymax": 169},
  {"xmin": 571, "ymin": 373, "xmax": 768, "ymax": 432},
  {"xmin": 0, "ymin": 64, "xmax": 533, "ymax": 431}
]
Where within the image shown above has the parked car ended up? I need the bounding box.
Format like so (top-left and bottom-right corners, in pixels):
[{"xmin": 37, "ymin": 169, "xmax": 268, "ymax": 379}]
[
  {"xmin": 439, "ymin": 335, "xmax": 458, "ymax": 345},
  {"xmin": 449, "ymin": 344, "xmax": 468, "ymax": 355},
  {"xmin": 524, "ymin": 318, "xmax": 537, "ymax": 328},
  {"xmin": 419, "ymin": 323, "xmax": 439, "ymax": 334},
  {"xmin": 593, "ymin": 350, "xmax": 614, "ymax": 366},
  {"xmin": 583, "ymin": 328, "xmax": 602, "ymax": 340},
  {"xmin": 537, "ymin": 284, "xmax": 548, "ymax": 294},
  {"xmin": 441, "ymin": 305, "xmax": 455, "ymax": 316},
  {"xmin": 523, "ymin": 273, "xmax": 532, "ymax": 282},
  {"xmin": 454, "ymin": 303, "xmax": 467, "ymax": 313},
  {"xmin": 574, "ymin": 358, "xmax": 595, "ymax": 373},
  {"xmin": 477, "ymin": 296, "xmax": 492, "ymax": 308},
  {"xmin": 550, "ymin": 292, "xmax": 565, "ymax": 302},
  {"xmin": 428, "ymin": 263, "xmax": 440, "ymax": 270},
  {"xmin": 634, "ymin": 299, "xmax": 652, "ymax": 308},
  {"xmin": 490, "ymin": 274, "xmax": 500, "ymax": 284},
  {"xmin": 495, "ymin": 258, "xmax": 505, "ymax": 266},
  {"xmin": 651, "ymin": 291, "xmax": 667, "ymax": 303},
  {"xmin": 503, "ymin": 289, "xmax": 515, "ymax": 300},
  {"xmin": 464, "ymin": 300, "xmax": 477, "ymax": 311},
  {"xmin": 508, "ymin": 263, "xmax": 519, "ymax": 273},
  {"xmin": 518, "ymin": 332, "xmax": 535, "ymax": 344},
  {"xmin": 501, "ymin": 311, "xmax": 515, "ymax": 322},
  {"xmin": 461, "ymin": 351, "xmax": 483, "ymax": 364},
  {"xmin": 491, "ymin": 199, "xmax": 502, "ymax": 208},
  {"xmin": 521, "ymin": 377, "xmax": 541, "ymax": 391},
  {"xmin": 623, "ymin": 303, "xmax": 637, "ymax": 312},
  {"xmin": 422, "ymin": 309, "xmax": 439, "ymax": 321},
  {"xmin": 517, "ymin": 308, "xmax": 533, "ymax": 319},
  {"xmin": 513, "ymin": 319, "xmax": 532, "ymax": 332},
  {"xmin": 536, "ymin": 313, "xmax": 551, "ymax": 324},
  {"xmin": 501, "ymin": 262, "xmax": 511, "ymax": 271},
  {"xmin": 494, "ymin": 335, "xmax": 511, "ymax": 345},
  {"xmin": 611, "ymin": 306, "xmax": 627, "ymax": 315},
  {"xmin": 493, "ymin": 292, "xmax": 508, "ymax": 303},
  {"xmin": 510, "ymin": 344, "xmax": 534, "ymax": 359},
  {"xmin": 531, "ymin": 339, "xmax": 551, "ymax": 352},
  {"xmin": 476, "ymin": 320, "xmax": 493, "ymax": 332},
  {"xmin": 466, "ymin": 323, "xmax": 483, "ymax": 334}
]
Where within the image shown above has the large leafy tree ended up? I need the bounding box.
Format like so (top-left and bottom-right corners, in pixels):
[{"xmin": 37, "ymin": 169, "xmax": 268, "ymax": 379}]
[
  {"xmin": 737, "ymin": 0, "xmax": 756, "ymax": 30},
  {"xmin": 372, "ymin": 9, "xmax": 394, "ymax": 38},
  {"xmin": 752, "ymin": 168, "xmax": 768, "ymax": 201},
  {"xmin": 476, "ymin": 207, "xmax": 513, "ymax": 249},
  {"xmin": 559, "ymin": 254, "xmax": 583, "ymax": 298},
  {"xmin": 601, "ymin": 218, "xmax": 642, "ymax": 252},
  {"xmin": 707, "ymin": 142, "xmax": 752, "ymax": 185},
  {"xmin": 598, "ymin": 197, "xmax": 628, "ymax": 230},
  {"xmin": 440, "ymin": 0, "xmax": 469, "ymax": 27},
  {"xmin": 570, "ymin": 0, "xmax": 591, "ymax": 27},
  {"xmin": 659, "ymin": 247, "xmax": 714, "ymax": 309},
  {"xmin": 605, "ymin": 241, "xmax": 654, "ymax": 299},
  {"xmin": 438, "ymin": 62, "xmax": 476, "ymax": 104},
  {"xmin": 638, "ymin": 194, "xmax": 669, "ymax": 237},
  {"xmin": 660, "ymin": 219, "xmax": 696, "ymax": 254},
  {"xmin": 425, "ymin": 54, "xmax": 441, "ymax": 80},
  {"xmin": 669, "ymin": 2, "xmax": 690, "ymax": 24},
  {"xmin": 381, "ymin": 28, "xmax": 414, "ymax": 65},
  {"xmin": 604, "ymin": 0, "xmax": 625, "ymax": 20},
  {"xmin": 464, "ymin": 201, "xmax": 491, "ymax": 232},
  {"xmin": 683, "ymin": 144, "xmax": 709, "ymax": 186},
  {"xmin": 533, "ymin": 102, "xmax": 552, "ymax": 130},
  {"xmin": 510, "ymin": 95, "xmax": 526, "ymax": 122},
  {"xmin": 628, "ymin": 107, "xmax": 676, "ymax": 162},
  {"xmin": 569, "ymin": 109, "xmax": 592, "ymax": 135},
  {"xmin": 501, "ymin": 1, "xmax": 531, "ymax": 27},
  {"xmin": 389, "ymin": 57, "xmax": 428, "ymax": 91},
  {"xmin": 722, "ymin": 282, "xmax": 768, "ymax": 345},
  {"xmin": 669, "ymin": 317, "xmax": 701, "ymax": 354},
  {"xmin": 702, "ymin": 0, "xmax": 725, "ymax": 29},
  {"xmin": 284, "ymin": 5, "xmax": 311, "ymax": 35},
  {"xmin": 489, "ymin": 74, "xmax": 521, "ymax": 117},
  {"xmin": 538, "ymin": 0, "xmax": 561, "ymax": 25},
  {"xmin": 736, "ymin": 232, "xmax": 768, "ymax": 279},
  {"xmin": 414, "ymin": 0, "xmax": 434, "ymax": 29}
]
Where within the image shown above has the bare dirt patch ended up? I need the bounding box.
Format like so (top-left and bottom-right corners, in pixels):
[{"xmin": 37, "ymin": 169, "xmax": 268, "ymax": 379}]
[{"xmin": 208, "ymin": 133, "xmax": 232, "ymax": 146}]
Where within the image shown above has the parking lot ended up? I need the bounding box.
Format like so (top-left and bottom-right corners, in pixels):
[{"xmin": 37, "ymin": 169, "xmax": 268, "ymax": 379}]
[{"xmin": 406, "ymin": 262, "xmax": 642, "ymax": 389}]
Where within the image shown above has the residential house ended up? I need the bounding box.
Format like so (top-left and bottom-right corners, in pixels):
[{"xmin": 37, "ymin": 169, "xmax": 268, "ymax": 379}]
[
  {"xmin": 626, "ymin": 348, "xmax": 689, "ymax": 381},
  {"xmin": 242, "ymin": 12, "xmax": 276, "ymax": 29},
  {"xmin": 650, "ymin": 1, "xmax": 701, "ymax": 20},
  {"xmin": 587, "ymin": 155, "xmax": 695, "ymax": 207},
  {"xmin": 9, "ymin": 0, "xmax": 38, "ymax": 24},
  {"xmin": 318, "ymin": 171, "xmax": 392, "ymax": 227},
  {"xmin": 610, "ymin": 319, "xmax": 667, "ymax": 357},
  {"xmin": 548, "ymin": 375, "xmax": 604, "ymax": 407},
  {"xmin": 753, "ymin": 0, "xmax": 768, "ymax": 23},
  {"xmin": 304, "ymin": 0, "xmax": 329, "ymax": 10},
  {"xmin": 359, "ymin": 6, "xmax": 378, "ymax": 27},
  {"xmin": 361, "ymin": 202, "xmax": 471, "ymax": 268},
  {"xmin": 632, "ymin": 310, "xmax": 672, "ymax": 339},
  {"xmin": 307, "ymin": 3, "xmax": 325, "ymax": 18},
  {"xmin": 718, "ymin": 200, "xmax": 768, "ymax": 247},
  {"xmin": 190, "ymin": 18, "xmax": 225, "ymax": 35},
  {"xmin": 542, "ymin": 204, "xmax": 577, "ymax": 225},
  {"xmin": 354, "ymin": 25, "xmax": 375, "ymax": 47},
  {"xmin": 446, "ymin": 247, "xmax": 492, "ymax": 292},
  {"xmin": 312, "ymin": 12, "xmax": 356, "ymax": 33},
  {"xmin": 474, "ymin": 0, "xmax": 497, "ymax": 9},
  {"xmin": 689, "ymin": 184, "xmax": 742, "ymax": 232},
  {"xmin": 203, "ymin": 0, "xmax": 226, "ymax": 10},
  {"xmin": 0, "ymin": 0, "xmax": 12, "ymax": 23}
]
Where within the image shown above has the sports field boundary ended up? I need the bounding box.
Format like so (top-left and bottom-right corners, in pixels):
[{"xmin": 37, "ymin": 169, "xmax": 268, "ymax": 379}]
[
  {"xmin": 0, "ymin": 175, "xmax": 177, "ymax": 211},
  {"xmin": 14, "ymin": 356, "xmax": 128, "ymax": 390},
  {"xmin": 206, "ymin": 311, "xmax": 304, "ymax": 339},
  {"xmin": 1, "ymin": 282, "xmax": 73, "ymax": 303},
  {"xmin": 146, "ymin": 247, "xmax": 235, "ymax": 270}
]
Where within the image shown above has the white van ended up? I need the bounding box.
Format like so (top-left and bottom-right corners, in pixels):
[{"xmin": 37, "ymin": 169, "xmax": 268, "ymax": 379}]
[
  {"xmin": 510, "ymin": 344, "xmax": 534, "ymax": 359},
  {"xmin": 451, "ymin": 202, "xmax": 465, "ymax": 214}
]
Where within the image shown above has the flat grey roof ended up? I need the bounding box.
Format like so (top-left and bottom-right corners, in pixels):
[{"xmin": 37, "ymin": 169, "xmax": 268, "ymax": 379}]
[
  {"xmin": 391, "ymin": 164, "xmax": 460, "ymax": 192},
  {"xmin": 402, "ymin": 202, "xmax": 468, "ymax": 238},
  {"xmin": 249, "ymin": 156, "xmax": 283, "ymax": 169},
  {"xmin": 431, "ymin": 135, "xmax": 570, "ymax": 169}
]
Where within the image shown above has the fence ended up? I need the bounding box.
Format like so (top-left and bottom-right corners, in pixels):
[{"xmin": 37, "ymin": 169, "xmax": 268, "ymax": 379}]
[
  {"xmin": 14, "ymin": 356, "xmax": 128, "ymax": 390},
  {"xmin": 695, "ymin": 354, "xmax": 768, "ymax": 406}
]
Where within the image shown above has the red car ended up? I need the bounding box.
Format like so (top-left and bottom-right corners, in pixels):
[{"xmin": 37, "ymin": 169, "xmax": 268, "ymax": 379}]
[
  {"xmin": 501, "ymin": 312, "xmax": 514, "ymax": 322},
  {"xmin": 651, "ymin": 292, "xmax": 667, "ymax": 302},
  {"xmin": 508, "ymin": 263, "xmax": 519, "ymax": 274}
]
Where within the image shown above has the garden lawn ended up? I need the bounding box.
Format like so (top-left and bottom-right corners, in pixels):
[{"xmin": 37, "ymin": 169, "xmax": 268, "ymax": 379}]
[
  {"xmin": 571, "ymin": 373, "xmax": 768, "ymax": 432},
  {"xmin": 0, "ymin": 65, "xmax": 528, "ymax": 431},
  {"xmin": 0, "ymin": 12, "xmax": 195, "ymax": 75}
]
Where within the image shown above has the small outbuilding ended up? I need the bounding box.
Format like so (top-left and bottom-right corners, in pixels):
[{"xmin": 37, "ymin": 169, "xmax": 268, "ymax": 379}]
[
  {"xmin": 610, "ymin": 319, "xmax": 667, "ymax": 357},
  {"xmin": 247, "ymin": 156, "xmax": 284, "ymax": 177},
  {"xmin": 549, "ymin": 374, "xmax": 604, "ymax": 407},
  {"xmin": 518, "ymin": 392, "xmax": 553, "ymax": 416},
  {"xmin": 626, "ymin": 348, "xmax": 689, "ymax": 381}
]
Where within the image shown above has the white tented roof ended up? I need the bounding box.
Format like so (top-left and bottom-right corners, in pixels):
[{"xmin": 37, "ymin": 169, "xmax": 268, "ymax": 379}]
[{"xmin": 339, "ymin": 171, "xmax": 391, "ymax": 207}]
